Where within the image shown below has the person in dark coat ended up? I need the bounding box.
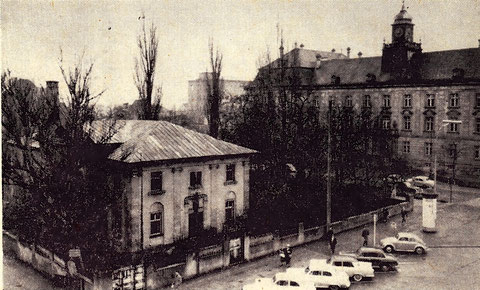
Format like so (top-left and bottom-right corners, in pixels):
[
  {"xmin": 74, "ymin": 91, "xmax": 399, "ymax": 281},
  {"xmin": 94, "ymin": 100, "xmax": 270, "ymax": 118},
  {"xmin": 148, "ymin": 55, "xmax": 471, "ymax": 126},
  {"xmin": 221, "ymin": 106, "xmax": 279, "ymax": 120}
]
[
  {"xmin": 285, "ymin": 244, "xmax": 292, "ymax": 266},
  {"xmin": 401, "ymin": 206, "xmax": 407, "ymax": 223},
  {"xmin": 362, "ymin": 228, "xmax": 370, "ymax": 246},
  {"xmin": 329, "ymin": 235, "xmax": 337, "ymax": 254}
]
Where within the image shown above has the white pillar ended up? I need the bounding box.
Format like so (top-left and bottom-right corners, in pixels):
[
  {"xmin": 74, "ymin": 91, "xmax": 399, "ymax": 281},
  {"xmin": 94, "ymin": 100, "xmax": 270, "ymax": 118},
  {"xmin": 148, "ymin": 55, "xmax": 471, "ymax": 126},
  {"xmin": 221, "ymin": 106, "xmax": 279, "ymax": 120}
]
[{"xmin": 422, "ymin": 189, "xmax": 438, "ymax": 233}]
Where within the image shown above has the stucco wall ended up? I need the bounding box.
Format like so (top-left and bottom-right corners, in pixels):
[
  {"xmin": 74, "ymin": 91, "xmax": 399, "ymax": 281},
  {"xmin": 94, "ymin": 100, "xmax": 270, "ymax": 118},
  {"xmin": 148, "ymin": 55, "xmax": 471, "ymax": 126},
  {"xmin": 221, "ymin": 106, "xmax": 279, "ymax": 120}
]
[{"xmin": 128, "ymin": 157, "xmax": 250, "ymax": 250}]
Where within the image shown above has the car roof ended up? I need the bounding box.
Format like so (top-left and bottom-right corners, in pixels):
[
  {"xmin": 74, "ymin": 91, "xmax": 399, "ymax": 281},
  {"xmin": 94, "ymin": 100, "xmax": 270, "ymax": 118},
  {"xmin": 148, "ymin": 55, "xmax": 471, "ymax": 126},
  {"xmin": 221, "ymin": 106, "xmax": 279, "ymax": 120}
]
[
  {"xmin": 330, "ymin": 255, "xmax": 357, "ymax": 262},
  {"xmin": 398, "ymin": 232, "xmax": 420, "ymax": 238},
  {"xmin": 358, "ymin": 247, "xmax": 383, "ymax": 253},
  {"xmin": 309, "ymin": 259, "xmax": 336, "ymax": 270}
]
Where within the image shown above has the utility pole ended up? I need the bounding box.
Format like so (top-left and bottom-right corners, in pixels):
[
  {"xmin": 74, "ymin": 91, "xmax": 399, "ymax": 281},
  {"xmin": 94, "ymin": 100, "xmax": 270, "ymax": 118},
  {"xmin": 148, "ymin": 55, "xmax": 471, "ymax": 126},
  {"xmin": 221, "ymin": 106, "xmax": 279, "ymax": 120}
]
[{"xmin": 326, "ymin": 98, "xmax": 332, "ymax": 231}]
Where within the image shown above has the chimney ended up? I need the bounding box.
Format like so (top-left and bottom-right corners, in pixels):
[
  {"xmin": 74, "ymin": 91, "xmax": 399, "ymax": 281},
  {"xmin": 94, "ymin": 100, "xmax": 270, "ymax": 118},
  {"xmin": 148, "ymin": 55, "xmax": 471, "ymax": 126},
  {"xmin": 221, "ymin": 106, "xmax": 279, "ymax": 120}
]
[
  {"xmin": 331, "ymin": 48, "xmax": 336, "ymax": 53},
  {"xmin": 347, "ymin": 47, "xmax": 351, "ymax": 58},
  {"xmin": 358, "ymin": 51, "xmax": 363, "ymax": 58},
  {"xmin": 46, "ymin": 81, "xmax": 59, "ymax": 100},
  {"xmin": 315, "ymin": 54, "xmax": 322, "ymax": 68}
]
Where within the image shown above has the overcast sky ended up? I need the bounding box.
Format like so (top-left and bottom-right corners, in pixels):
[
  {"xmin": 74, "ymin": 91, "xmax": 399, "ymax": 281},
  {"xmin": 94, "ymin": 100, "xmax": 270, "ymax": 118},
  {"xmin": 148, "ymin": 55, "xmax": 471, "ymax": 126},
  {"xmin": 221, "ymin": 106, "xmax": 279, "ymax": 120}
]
[{"xmin": 2, "ymin": 0, "xmax": 479, "ymax": 109}]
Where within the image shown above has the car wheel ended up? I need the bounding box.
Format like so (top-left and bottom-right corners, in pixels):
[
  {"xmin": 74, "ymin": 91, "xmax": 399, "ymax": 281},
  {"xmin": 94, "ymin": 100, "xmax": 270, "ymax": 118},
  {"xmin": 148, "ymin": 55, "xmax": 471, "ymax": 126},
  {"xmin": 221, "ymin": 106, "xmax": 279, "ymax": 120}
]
[
  {"xmin": 353, "ymin": 274, "xmax": 363, "ymax": 282},
  {"xmin": 384, "ymin": 245, "xmax": 394, "ymax": 253},
  {"xmin": 415, "ymin": 247, "xmax": 425, "ymax": 255},
  {"xmin": 380, "ymin": 264, "xmax": 390, "ymax": 272}
]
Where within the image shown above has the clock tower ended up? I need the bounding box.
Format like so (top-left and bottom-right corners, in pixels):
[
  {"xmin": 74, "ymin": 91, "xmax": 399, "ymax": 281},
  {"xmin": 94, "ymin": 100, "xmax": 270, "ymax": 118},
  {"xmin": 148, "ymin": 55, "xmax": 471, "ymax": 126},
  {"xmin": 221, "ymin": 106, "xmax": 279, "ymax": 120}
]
[{"xmin": 381, "ymin": 2, "xmax": 422, "ymax": 80}]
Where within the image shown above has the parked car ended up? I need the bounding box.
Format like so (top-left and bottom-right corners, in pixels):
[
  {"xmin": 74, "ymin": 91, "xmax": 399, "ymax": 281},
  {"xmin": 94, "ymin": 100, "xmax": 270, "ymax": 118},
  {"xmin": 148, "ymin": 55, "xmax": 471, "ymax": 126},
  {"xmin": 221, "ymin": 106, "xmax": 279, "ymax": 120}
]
[
  {"xmin": 406, "ymin": 176, "xmax": 434, "ymax": 188},
  {"xmin": 323, "ymin": 255, "xmax": 375, "ymax": 282},
  {"xmin": 381, "ymin": 232, "xmax": 428, "ymax": 255},
  {"xmin": 397, "ymin": 182, "xmax": 422, "ymax": 199},
  {"xmin": 339, "ymin": 247, "xmax": 398, "ymax": 272},
  {"xmin": 286, "ymin": 259, "xmax": 351, "ymax": 289},
  {"xmin": 242, "ymin": 272, "xmax": 316, "ymax": 290},
  {"xmin": 385, "ymin": 174, "xmax": 404, "ymax": 185}
]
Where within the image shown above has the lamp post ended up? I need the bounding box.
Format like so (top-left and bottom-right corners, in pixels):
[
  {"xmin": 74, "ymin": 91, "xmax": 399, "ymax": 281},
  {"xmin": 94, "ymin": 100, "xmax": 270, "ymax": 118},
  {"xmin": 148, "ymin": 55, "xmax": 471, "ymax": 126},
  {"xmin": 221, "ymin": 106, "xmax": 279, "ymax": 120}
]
[{"xmin": 423, "ymin": 119, "xmax": 462, "ymax": 233}]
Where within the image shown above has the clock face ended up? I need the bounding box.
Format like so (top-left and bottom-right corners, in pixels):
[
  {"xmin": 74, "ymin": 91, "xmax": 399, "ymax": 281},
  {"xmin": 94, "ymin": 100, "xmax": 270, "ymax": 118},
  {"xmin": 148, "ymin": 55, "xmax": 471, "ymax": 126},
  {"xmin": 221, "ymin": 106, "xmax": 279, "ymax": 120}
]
[{"xmin": 394, "ymin": 27, "xmax": 404, "ymax": 38}]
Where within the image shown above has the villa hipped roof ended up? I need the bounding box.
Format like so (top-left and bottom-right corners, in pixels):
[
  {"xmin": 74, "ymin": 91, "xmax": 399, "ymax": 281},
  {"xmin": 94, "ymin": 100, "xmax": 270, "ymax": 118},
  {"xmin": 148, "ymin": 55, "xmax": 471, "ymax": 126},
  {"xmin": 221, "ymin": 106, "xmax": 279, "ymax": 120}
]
[{"xmin": 88, "ymin": 120, "xmax": 257, "ymax": 163}]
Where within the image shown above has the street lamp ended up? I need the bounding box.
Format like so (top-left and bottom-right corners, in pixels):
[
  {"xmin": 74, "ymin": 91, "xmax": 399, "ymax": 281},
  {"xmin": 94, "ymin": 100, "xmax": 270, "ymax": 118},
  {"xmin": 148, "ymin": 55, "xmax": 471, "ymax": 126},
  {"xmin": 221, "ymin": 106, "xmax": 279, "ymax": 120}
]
[{"xmin": 423, "ymin": 119, "xmax": 462, "ymax": 233}]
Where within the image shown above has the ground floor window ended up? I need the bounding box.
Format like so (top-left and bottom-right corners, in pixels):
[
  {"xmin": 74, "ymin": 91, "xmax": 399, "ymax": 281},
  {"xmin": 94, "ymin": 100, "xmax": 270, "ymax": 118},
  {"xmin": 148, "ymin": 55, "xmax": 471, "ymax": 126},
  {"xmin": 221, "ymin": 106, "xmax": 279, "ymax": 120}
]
[{"xmin": 150, "ymin": 202, "xmax": 164, "ymax": 237}]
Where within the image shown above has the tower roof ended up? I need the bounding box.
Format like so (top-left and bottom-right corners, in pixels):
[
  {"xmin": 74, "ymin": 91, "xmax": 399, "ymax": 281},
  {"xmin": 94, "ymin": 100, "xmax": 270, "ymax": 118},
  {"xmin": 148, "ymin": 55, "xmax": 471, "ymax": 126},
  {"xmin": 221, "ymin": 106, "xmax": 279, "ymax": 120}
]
[{"xmin": 394, "ymin": 2, "xmax": 413, "ymax": 24}]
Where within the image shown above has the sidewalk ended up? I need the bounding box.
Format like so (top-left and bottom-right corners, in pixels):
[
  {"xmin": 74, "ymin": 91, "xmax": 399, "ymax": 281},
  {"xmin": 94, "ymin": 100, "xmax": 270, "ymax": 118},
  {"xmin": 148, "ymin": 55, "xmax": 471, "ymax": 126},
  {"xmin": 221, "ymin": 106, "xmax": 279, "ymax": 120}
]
[{"xmin": 176, "ymin": 188, "xmax": 480, "ymax": 290}]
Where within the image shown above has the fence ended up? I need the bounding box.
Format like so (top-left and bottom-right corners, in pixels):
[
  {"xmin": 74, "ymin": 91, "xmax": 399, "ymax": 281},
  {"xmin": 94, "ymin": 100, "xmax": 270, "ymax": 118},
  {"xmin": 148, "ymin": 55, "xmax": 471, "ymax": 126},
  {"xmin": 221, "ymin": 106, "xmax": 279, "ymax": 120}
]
[{"xmin": 3, "ymin": 231, "xmax": 93, "ymax": 289}]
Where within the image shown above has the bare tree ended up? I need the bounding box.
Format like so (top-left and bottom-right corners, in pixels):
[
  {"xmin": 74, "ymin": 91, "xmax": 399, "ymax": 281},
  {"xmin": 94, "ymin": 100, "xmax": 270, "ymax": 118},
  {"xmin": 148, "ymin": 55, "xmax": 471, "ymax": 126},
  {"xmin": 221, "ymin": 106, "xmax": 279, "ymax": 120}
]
[
  {"xmin": 205, "ymin": 38, "xmax": 223, "ymax": 138},
  {"xmin": 134, "ymin": 16, "xmax": 162, "ymax": 120}
]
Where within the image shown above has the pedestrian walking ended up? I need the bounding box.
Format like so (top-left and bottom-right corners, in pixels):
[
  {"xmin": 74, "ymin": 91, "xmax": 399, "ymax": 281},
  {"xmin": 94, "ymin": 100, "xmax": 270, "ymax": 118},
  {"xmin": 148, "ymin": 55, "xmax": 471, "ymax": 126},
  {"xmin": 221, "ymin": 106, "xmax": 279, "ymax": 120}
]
[
  {"xmin": 285, "ymin": 244, "xmax": 292, "ymax": 266},
  {"xmin": 329, "ymin": 235, "xmax": 337, "ymax": 254},
  {"xmin": 401, "ymin": 206, "xmax": 407, "ymax": 223},
  {"xmin": 361, "ymin": 228, "xmax": 370, "ymax": 246},
  {"xmin": 279, "ymin": 248, "xmax": 286, "ymax": 266}
]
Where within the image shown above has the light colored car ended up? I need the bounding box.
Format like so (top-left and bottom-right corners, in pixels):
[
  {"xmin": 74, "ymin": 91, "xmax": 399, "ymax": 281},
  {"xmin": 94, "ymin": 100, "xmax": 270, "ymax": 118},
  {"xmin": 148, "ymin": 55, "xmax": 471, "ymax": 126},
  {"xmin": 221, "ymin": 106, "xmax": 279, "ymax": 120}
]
[
  {"xmin": 381, "ymin": 232, "xmax": 428, "ymax": 255},
  {"xmin": 407, "ymin": 176, "xmax": 434, "ymax": 188},
  {"xmin": 242, "ymin": 272, "xmax": 316, "ymax": 290},
  {"xmin": 324, "ymin": 255, "xmax": 374, "ymax": 282},
  {"xmin": 286, "ymin": 259, "xmax": 351, "ymax": 289}
]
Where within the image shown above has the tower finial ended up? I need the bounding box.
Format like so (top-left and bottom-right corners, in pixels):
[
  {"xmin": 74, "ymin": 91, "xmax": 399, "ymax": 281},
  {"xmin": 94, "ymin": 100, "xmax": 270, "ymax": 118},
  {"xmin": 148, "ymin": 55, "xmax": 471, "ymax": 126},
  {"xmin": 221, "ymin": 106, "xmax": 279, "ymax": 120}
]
[{"xmin": 402, "ymin": 0, "xmax": 405, "ymax": 10}]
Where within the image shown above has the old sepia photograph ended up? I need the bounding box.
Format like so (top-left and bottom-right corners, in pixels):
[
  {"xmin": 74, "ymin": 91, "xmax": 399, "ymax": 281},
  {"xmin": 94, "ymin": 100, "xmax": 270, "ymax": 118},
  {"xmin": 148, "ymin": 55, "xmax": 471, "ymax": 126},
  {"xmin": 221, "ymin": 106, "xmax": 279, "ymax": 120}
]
[{"xmin": 2, "ymin": 0, "xmax": 480, "ymax": 289}]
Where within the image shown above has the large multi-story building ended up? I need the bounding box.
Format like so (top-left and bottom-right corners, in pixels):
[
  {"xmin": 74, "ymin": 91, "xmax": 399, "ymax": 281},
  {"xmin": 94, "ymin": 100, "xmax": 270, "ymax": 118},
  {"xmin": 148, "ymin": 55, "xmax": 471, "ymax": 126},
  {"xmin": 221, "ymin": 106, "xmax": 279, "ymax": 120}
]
[
  {"xmin": 187, "ymin": 72, "xmax": 250, "ymax": 132},
  {"xmin": 258, "ymin": 4, "xmax": 480, "ymax": 185}
]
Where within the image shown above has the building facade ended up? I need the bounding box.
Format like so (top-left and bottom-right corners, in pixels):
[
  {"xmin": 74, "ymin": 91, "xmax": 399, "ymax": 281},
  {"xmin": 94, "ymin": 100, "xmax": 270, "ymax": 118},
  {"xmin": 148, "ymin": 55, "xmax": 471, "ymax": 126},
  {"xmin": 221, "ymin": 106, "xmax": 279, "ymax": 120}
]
[
  {"xmin": 187, "ymin": 72, "xmax": 250, "ymax": 132},
  {"xmin": 90, "ymin": 120, "xmax": 256, "ymax": 252},
  {"xmin": 258, "ymin": 4, "xmax": 480, "ymax": 185}
]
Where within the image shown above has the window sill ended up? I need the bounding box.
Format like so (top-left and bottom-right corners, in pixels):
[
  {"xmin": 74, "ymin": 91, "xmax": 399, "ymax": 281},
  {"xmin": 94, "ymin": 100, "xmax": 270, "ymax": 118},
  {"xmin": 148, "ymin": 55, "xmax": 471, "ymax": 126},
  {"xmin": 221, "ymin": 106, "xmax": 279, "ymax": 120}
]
[
  {"xmin": 150, "ymin": 233, "xmax": 164, "ymax": 238},
  {"xmin": 148, "ymin": 189, "xmax": 166, "ymax": 196},
  {"xmin": 224, "ymin": 180, "xmax": 237, "ymax": 186},
  {"xmin": 402, "ymin": 106, "xmax": 412, "ymax": 110},
  {"xmin": 447, "ymin": 131, "xmax": 460, "ymax": 134},
  {"xmin": 401, "ymin": 129, "xmax": 412, "ymax": 132},
  {"xmin": 188, "ymin": 185, "xmax": 202, "ymax": 190},
  {"xmin": 424, "ymin": 106, "xmax": 436, "ymax": 109},
  {"xmin": 447, "ymin": 106, "xmax": 460, "ymax": 110}
]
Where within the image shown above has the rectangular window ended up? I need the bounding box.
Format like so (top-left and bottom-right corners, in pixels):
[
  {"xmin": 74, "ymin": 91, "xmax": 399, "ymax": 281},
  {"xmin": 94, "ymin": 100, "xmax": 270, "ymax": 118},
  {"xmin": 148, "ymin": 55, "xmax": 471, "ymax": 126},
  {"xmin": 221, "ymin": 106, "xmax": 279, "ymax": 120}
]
[
  {"xmin": 226, "ymin": 164, "xmax": 236, "ymax": 182},
  {"xmin": 425, "ymin": 117, "xmax": 434, "ymax": 132},
  {"xmin": 449, "ymin": 93, "xmax": 459, "ymax": 107},
  {"xmin": 448, "ymin": 121, "xmax": 459, "ymax": 133},
  {"xmin": 383, "ymin": 95, "xmax": 391, "ymax": 108},
  {"xmin": 404, "ymin": 94, "xmax": 412, "ymax": 107},
  {"xmin": 449, "ymin": 144, "xmax": 457, "ymax": 158},
  {"xmin": 345, "ymin": 95, "xmax": 353, "ymax": 107},
  {"xmin": 363, "ymin": 95, "xmax": 371, "ymax": 108},
  {"xmin": 403, "ymin": 141, "xmax": 410, "ymax": 153},
  {"xmin": 476, "ymin": 93, "xmax": 480, "ymax": 108},
  {"xmin": 425, "ymin": 142, "xmax": 433, "ymax": 156},
  {"xmin": 476, "ymin": 118, "xmax": 480, "ymax": 133},
  {"xmin": 475, "ymin": 146, "xmax": 480, "ymax": 159},
  {"xmin": 150, "ymin": 212, "xmax": 163, "ymax": 236},
  {"xmin": 403, "ymin": 115, "xmax": 411, "ymax": 130},
  {"xmin": 151, "ymin": 171, "xmax": 163, "ymax": 191},
  {"xmin": 426, "ymin": 94, "xmax": 435, "ymax": 107},
  {"xmin": 382, "ymin": 117, "xmax": 391, "ymax": 129},
  {"xmin": 190, "ymin": 171, "xmax": 202, "ymax": 188},
  {"xmin": 225, "ymin": 200, "xmax": 235, "ymax": 225}
]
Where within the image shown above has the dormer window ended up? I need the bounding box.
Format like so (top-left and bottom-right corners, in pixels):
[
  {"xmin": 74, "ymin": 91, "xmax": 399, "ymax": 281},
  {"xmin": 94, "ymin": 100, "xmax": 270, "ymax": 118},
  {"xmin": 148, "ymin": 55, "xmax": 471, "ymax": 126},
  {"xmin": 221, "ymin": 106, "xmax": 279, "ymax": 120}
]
[
  {"xmin": 452, "ymin": 68, "xmax": 465, "ymax": 80},
  {"xmin": 331, "ymin": 75, "xmax": 340, "ymax": 85},
  {"xmin": 366, "ymin": 73, "xmax": 376, "ymax": 83}
]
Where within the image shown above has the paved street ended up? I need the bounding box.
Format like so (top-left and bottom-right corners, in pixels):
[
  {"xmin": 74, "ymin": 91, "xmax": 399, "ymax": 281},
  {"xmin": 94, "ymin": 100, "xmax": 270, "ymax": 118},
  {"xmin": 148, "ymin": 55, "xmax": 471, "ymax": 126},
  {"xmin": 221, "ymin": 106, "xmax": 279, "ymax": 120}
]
[{"xmin": 176, "ymin": 183, "xmax": 480, "ymax": 290}]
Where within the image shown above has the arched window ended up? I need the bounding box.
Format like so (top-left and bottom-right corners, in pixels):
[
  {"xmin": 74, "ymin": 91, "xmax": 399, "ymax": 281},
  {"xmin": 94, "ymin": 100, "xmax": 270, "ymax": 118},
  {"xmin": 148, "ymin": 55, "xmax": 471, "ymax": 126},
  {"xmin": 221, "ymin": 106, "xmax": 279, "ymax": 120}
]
[
  {"xmin": 150, "ymin": 202, "xmax": 164, "ymax": 237},
  {"xmin": 225, "ymin": 191, "xmax": 236, "ymax": 225}
]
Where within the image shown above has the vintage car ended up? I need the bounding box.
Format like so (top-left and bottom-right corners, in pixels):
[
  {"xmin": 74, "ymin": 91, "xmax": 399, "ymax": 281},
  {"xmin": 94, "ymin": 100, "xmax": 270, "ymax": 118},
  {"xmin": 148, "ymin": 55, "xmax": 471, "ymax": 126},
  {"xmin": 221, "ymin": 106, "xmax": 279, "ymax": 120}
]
[
  {"xmin": 406, "ymin": 176, "xmax": 435, "ymax": 189},
  {"xmin": 323, "ymin": 255, "xmax": 375, "ymax": 282},
  {"xmin": 286, "ymin": 259, "xmax": 351, "ymax": 289},
  {"xmin": 381, "ymin": 232, "xmax": 428, "ymax": 255},
  {"xmin": 242, "ymin": 272, "xmax": 316, "ymax": 290},
  {"xmin": 339, "ymin": 247, "xmax": 398, "ymax": 272}
]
